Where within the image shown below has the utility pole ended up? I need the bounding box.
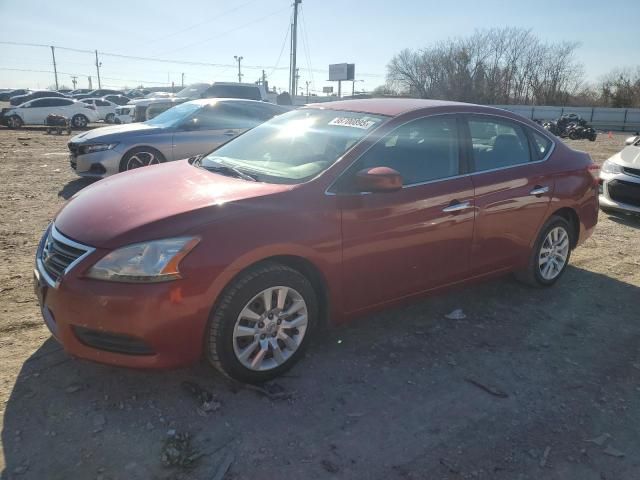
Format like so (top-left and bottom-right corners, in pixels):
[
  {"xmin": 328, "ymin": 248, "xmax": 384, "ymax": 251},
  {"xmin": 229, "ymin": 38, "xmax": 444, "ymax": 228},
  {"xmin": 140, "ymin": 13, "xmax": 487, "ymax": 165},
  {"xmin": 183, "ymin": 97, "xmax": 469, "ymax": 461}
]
[
  {"xmin": 305, "ymin": 80, "xmax": 310, "ymax": 102},
  {"xmin": 50, "ymin": 46, "xmax": 59, "ymax": 90},
  {"xmin": 234, "ymin": 55, "xmax": 243, "ymax": 83},
  {"xmin": 181, "ymin": 72, "xmax": 184, "ymax": 87},
  {"xmin": 88, "ymin": 76, "xmax": 93, "ymax": 90},
  {"xmin": 71, "ymin": 76, "xmax": 77, "ymax": 89},
  {"xmin": 94, "ymin": 50, "xmax": 102, "ymax": 89},
  {"xmin": 295, "ymin": 68, "xmax": 300, "ymax": 99},
  {"xmin": 289, "ymin": 0, "xmax": 301, "ymax": 95},
  {"xmin": 261, "ymin": 69, "xmax": 267, "ymax": 85}
]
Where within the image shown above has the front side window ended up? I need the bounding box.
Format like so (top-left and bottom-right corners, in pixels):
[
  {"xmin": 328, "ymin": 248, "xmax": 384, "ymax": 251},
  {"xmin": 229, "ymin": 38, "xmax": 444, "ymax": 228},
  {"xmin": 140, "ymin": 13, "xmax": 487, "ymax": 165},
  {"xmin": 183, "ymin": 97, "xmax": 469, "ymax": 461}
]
[
  {"xmin": 200, "ymin": 109, "xmax": 386, "ymax": 184},
  {"xmin": 530, "ymin": 130, "xmax": 553, "ymax": 160},
  {"xmin": 144, "ymin": 102, "xmax": 201, "ymax": 128},
  {"xmin": 468, "ymin": 117, "xmax": 531, "ymax": 171},
  {"xmin": 344, "ymin": 115, "xmax": 460, "ymax": 187}
]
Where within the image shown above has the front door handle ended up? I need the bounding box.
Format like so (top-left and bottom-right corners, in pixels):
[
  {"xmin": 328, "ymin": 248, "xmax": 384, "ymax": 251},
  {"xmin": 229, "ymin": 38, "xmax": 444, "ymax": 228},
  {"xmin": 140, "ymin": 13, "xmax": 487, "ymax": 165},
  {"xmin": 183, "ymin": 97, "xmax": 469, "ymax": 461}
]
[
  {"xmin": 529, "ymin": 185, "xmax": 549, "ymax": 196},
  {"xmin": 442, "ymin": 200, "xmax": 472, "ymax": 213}
]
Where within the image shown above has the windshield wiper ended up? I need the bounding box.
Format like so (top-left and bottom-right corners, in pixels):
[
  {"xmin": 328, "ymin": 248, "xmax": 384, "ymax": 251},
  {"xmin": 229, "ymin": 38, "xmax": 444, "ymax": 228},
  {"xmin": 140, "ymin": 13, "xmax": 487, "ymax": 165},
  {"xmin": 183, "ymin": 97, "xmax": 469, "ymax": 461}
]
[{"xmin": 202, "ymin": 164, "xmax": 258, "ymax": 182}]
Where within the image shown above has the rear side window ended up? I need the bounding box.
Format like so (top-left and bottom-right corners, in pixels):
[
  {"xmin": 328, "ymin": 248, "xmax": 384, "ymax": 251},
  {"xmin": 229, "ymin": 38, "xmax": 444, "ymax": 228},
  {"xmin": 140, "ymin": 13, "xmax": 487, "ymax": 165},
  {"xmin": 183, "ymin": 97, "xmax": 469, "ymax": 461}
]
[
  {"xmin": 530, "ymin": 130, "xmax": 553, "ymax": 160},
  {"xmin": 468, "ymin": 117, "xmax": 531, "ymax": 171},
  {"xmin": 96, "ymin": 100, "xmax": 110, "ymax": 106},
  {"xmin": 50, "ymin": 98, "xmax": 73, "ymax": 106}
]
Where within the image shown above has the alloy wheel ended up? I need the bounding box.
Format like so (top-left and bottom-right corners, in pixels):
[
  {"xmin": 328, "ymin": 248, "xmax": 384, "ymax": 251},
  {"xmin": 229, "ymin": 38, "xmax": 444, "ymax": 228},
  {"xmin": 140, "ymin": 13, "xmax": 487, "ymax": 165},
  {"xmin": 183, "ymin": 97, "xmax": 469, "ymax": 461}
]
[
  {"xmin": 73, "ymin": 115, "xmax": 88, "ymax": 128},
  {"xmin": 126, "ymin": 151, "xmax": 160, "ymax": 170},
  {"xmin": 232, "ymin": 286, "xmax": 309, "ymax": 372},
  {"xmin": 538, "ymin": 226, "xmax": 570, "ymax": 280}
]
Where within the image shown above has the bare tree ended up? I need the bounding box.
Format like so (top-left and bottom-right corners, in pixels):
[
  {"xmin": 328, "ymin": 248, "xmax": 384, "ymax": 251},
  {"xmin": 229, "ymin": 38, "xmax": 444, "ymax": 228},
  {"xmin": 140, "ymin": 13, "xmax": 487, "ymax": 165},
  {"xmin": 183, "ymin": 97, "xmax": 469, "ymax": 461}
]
[{"xmin": 386, "ymin": 28, "xmax": 584, "ymax": 105}]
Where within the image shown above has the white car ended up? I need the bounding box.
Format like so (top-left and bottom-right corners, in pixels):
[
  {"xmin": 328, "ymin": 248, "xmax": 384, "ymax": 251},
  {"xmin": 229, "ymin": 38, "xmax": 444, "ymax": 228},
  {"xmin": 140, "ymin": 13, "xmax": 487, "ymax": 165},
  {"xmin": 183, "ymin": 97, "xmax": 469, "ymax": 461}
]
[
  {"xmin": 4, "ymin": 97, "xmax": 99, "ymax": 128},
  {"xmin": 599, "ymin": 135, "xmax": 640, "ymax": 215},
  {"xmin": 80, "ymin": 98, "xmax": 118, "ymax": 123},
  {"xmin": 113, "ymin": 105, "xmax": 135, "ymax": 124}
]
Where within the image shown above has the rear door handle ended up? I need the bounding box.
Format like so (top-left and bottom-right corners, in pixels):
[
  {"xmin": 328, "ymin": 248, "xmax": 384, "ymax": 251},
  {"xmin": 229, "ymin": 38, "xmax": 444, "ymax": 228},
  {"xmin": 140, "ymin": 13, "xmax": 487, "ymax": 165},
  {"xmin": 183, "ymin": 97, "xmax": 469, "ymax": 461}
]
[
  {"xmin": 529, "ymin": 185, "xmax": 549, "ymax": 196},
  {"xmin": 442, "ymin": 200, "xmax": 472, "ymax": 213},
  {"xmin": 223, "ymin": 130, "xmax": 236, "ymax": 136}
]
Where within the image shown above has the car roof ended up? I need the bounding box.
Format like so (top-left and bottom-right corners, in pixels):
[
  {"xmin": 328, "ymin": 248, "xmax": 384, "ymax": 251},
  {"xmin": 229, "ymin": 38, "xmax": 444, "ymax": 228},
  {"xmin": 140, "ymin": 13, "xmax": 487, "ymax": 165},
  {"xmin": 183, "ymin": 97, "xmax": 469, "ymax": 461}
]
[
  {"xmin": 186, "ymin": 98, "xmax": 283, "ymax": 108},
  {"xmin": 305, "ymin": 98, "xmax": 490, "ymax": 117}
]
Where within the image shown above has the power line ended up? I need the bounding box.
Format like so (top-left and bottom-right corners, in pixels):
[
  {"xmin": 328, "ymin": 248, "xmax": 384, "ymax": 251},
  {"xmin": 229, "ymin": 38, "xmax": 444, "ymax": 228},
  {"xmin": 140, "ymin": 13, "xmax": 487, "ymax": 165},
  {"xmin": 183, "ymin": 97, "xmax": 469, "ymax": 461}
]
[
  {"xmin": 158, "ymin": 5, "xmax": 291, "ymax": 56},
  {"xmin": 268, "ymin": 11, "xmax": 292, "ymax": 78},
  {"xmin": 299, "ymin": 5, "xmax": 314, "ymax": 90},
  {"xmin": 146, "ymin": 0, "xmax": 259, "ymax": 48}
]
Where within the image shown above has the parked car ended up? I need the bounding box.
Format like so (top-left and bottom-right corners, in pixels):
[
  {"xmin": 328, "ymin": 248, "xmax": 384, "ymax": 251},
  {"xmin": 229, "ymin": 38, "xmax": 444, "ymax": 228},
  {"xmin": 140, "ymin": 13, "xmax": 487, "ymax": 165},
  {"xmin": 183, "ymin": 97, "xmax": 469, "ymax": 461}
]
[
  {"xmin": 57, "ymin": 89, "xmax": 73, "ymax": 94},
  {"xmin": 68, "ymin": 89, "xmax": 92, "ymax": 96},
  {"xmin": 67, "ymin": 98, "xmax": 288, "ymax": 177},
  {"xmin": 599, "ymin": 135, "xmax": 640, "ymax": 215},
  {"xmin": 0, "ymin": 89, "xmax": 30, "ymax": 102},
  {"xmin": 103, "ymin": 94, "xmax": 131, "ymax": 106},
  {"xmin": 4, "ymin": 97, "xmax": 99, "ymax": 128},
  {"xmin": 73, "ymin": 89, "xmax": 122, "ymax": 100},
  {"xmin": 113, "ymin": 105, "xmax": 135, "ymax": 124},
  {"xmin": 80, "ymin": 98, "xmax": 118, "ymax": 123},
  {"xmin": 36, "ymin": 99, "xmax": 598, "ymax": 383},
  {"xmin": 10, "ymin": 90, "xmax": 68, "ymax": 106},
  {"xmin": 125, "ymin": 88, "xmax": 151, "ymax": 98},
  {"xmin": 202, "ymin": 82, "xmax": 268, "ymax": 101},
  {"xmin": 129, "ymin": 84, "xmax": 211, "ymax": 121}
]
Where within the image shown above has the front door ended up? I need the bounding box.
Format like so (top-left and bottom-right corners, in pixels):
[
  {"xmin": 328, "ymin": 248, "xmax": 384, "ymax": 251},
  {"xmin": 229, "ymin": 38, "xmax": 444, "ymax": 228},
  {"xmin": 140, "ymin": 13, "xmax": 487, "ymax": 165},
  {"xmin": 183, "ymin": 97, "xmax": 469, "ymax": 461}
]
[
  {"xmin": 464, "ymin": 115, "xmax": 554, "ymax": 274},
  {"xmin": 337, "ymin": 115, "xmax": 475, "ymax": 314}
]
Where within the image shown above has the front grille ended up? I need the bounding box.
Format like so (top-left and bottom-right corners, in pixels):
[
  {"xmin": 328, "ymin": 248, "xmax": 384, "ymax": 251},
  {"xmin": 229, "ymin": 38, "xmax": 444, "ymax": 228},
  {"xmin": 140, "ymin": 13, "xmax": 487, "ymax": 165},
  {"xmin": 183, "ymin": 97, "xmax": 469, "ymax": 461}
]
[
  {"xmin": 38, "ymin": 226, "xmax": 93, "ymax": 286},
  {"xmin": 73, "ymin": 326, "xmax": 155, "ymax": 355},
  {"xmin": 623, "ymin": 166, "xmax": 640, "ymax": 178},
  {"xmin": 608, "ymin": 179, "xmax": 640, "ymax": 208}
]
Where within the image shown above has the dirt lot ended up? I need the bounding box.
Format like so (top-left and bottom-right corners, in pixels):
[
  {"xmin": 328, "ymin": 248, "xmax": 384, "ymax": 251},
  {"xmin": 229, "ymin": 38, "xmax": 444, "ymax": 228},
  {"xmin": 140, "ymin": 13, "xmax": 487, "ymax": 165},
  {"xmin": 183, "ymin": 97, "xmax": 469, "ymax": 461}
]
[{"xmin": 1, "ymin": 126, "xmax": 639, "ymax": 480}]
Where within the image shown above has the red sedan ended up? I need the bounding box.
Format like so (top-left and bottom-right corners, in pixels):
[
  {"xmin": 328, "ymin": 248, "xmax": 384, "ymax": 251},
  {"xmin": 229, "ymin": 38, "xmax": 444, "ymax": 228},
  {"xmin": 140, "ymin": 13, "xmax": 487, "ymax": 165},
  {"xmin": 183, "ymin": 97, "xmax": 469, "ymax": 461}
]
[{"xmin": 34, "ymin": 99, "xmax": 598, "ymax": 383}]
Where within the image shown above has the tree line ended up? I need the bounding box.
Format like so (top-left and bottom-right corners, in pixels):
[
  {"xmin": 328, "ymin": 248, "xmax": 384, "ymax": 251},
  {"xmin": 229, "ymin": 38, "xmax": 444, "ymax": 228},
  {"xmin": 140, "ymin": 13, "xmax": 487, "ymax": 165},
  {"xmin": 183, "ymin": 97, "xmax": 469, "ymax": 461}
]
[{"xmin": 378, "ymin": 28, "xmax": 640, "ymax": 108}]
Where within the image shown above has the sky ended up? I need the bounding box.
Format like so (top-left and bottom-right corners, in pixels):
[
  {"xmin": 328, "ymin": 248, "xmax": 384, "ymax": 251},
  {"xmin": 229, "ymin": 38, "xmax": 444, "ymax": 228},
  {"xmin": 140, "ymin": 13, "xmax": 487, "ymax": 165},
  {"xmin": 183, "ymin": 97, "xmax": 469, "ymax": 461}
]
[{"xmin": 0, "ymin": 0, "xmax": 635, "ymax": 94}]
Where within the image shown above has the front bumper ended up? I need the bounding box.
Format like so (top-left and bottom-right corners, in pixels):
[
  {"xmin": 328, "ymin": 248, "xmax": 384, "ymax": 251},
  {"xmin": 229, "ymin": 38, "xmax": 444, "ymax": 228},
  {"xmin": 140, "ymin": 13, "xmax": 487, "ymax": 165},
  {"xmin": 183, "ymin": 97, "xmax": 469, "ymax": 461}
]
[
  {"xmin": 34, "ymin": 228, "xmax": 215, "ymax": 369},
  {"xmin": 599, "ymin": 170, "xmax": 640, "ymax": 214},
  {"xmin": 69, "ymin": 147, "xmax": 123, "ymax": 178}
]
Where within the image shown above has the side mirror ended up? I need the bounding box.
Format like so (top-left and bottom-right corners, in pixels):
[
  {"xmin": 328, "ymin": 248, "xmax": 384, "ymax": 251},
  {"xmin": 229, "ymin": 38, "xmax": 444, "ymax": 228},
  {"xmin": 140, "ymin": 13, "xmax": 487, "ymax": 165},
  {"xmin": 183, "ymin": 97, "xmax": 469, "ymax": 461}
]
[
  {"xmin": 355, "ymin": 167, "xmax": 402, "ymax": 193},
  {"xmin": 624, "ymin": 136, "xmax": 638, "ymax": 146}
]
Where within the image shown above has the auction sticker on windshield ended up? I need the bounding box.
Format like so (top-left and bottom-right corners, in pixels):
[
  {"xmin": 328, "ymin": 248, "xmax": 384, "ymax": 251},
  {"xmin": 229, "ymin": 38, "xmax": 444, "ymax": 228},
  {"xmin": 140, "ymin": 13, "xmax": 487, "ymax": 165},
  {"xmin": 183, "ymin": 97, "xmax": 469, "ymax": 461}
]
[{"xmin": 328, "ymin": 117, "xmax": 377, "ymax": 129}]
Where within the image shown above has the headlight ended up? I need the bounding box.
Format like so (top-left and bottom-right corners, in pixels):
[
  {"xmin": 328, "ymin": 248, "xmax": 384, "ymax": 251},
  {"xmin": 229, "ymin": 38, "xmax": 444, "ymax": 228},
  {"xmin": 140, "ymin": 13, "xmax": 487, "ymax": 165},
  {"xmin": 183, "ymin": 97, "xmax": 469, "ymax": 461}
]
[
  {"xmin": 82, "ymin": 143, "xmax": 118, "ymax": 154},
  {"xmin": 601, "ymin": 160, "xmax": 623, "ymax": 174},
  {"xmin": 86, "ymin": 237, "xmax": 200, "ymax": 283}
]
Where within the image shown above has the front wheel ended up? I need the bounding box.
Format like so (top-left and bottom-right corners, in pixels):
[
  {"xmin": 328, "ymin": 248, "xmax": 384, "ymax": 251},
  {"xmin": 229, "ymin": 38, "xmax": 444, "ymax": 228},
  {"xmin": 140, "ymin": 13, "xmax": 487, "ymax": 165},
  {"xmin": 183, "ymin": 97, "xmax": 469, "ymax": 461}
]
[
  {"xmin": 119, "ymin": 147, "xmax": 165, "ymax": 172},
  {"xmin": 105, "ymin": 113, "xmax": 115, "ymax": 124},
  {"xmin": 71, "ymin": 114, "xmax": 89, "ymax": 128},
  {"xmin": 515, "ymin": 216, "xmax": 573, "ymax": 287},
  {"xmin": 206, "ymin": 262, "xmax": 318, "ymax": 383},
  {"xmin": 7, "ymin": 115, "xmax": 23, "ymax": 129}
]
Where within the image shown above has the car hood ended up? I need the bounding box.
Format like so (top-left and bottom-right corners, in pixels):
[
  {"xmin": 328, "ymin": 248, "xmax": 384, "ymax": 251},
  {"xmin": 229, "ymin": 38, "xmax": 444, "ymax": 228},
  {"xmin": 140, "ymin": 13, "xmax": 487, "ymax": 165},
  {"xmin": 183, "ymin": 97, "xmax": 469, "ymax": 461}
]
[
  {"xmin": 612, "ymin": 146, "xmax": 640, "ymax": 168},
  {"xmin": 70, "ymin": 123, "xmax": 163, "ymax": 143},
  {"xmin": 54, "ymin": 160, "xmax": 292, "ymax": 249}
]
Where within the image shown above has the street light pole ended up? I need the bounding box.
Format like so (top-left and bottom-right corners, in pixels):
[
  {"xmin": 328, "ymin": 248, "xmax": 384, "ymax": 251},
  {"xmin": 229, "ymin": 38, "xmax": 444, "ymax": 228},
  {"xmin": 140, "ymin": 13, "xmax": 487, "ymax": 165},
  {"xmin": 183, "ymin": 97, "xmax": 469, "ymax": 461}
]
[
  {"xmin": 234, "ymin": 56, "xmax": 243, "ymax": 83},
  {"xmin": 50, "ymin": 46, "xmax": 59, "ymax": 90}
]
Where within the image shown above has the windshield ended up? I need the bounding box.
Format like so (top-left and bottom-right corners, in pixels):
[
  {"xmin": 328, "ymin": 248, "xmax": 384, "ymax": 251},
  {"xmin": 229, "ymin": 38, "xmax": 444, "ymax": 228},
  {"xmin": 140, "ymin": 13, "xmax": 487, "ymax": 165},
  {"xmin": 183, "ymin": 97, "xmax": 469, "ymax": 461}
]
[
  {"xmin": 200, "ymin": 108, "xmax": 386, "ymax": 184},
  {"xmin": 144, "ymin": 102, "xmax": 201, "ymax": 128}
]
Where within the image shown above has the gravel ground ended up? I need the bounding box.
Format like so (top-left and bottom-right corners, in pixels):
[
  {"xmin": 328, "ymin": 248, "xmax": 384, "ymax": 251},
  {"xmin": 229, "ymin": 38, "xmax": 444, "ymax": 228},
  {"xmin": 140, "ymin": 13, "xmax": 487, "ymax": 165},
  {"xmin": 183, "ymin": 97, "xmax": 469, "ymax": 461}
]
[{"xmin": 1, "ymin": 126, "xmax": 639, "ymax": 480}]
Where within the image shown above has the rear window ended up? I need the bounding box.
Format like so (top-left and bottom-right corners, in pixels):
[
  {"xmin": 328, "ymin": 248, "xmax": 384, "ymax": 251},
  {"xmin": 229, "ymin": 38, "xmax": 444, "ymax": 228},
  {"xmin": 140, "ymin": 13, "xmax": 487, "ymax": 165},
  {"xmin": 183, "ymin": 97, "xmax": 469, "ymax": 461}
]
[{"xmin": 203, "ymin": 85, "xmax": 262, "ymax": 101}]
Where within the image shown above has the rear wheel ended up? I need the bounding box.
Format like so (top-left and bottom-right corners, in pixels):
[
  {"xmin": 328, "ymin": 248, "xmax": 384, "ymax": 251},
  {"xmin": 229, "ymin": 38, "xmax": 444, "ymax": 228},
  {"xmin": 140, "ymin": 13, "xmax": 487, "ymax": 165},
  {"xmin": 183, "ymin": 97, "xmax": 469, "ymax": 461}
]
[
  {"xmin": 7, "ymin": 115, "xmax": 23, "ymax": 129},
  {"xmin": 515, "ymin": 216, "xmax": 573, "ymax": 287},
  {"xmin": 71, "ymin": 114, "xmax": 89, "ymax": 128},
  {"xmin": 119, "ymin": 147, "xmax": 165, "ymax": 172},
  {"xmin": 206, "ymin": 262, "xmax": 318, "ymax": 383}
]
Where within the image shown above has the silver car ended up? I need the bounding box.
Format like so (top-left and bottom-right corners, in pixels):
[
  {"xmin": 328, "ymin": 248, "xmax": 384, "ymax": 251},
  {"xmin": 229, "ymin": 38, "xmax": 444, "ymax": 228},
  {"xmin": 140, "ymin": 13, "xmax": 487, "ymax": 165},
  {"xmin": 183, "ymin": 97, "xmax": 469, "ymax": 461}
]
[
  {"xmin": 599, "ymin": 135, "xmax": 640, "ymax": 215},
  {"xmin": 68, "ymin": 98, "xmax": 288, "ymax": 178}
]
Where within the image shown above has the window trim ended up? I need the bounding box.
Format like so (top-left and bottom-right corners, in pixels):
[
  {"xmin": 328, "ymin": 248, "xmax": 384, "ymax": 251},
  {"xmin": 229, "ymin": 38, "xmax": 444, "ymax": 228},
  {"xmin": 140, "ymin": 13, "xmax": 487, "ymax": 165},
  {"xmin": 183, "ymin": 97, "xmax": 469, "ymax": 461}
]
[{"xmin": 326, "ymin": 111, "xmax": 556, "ymax": 196}]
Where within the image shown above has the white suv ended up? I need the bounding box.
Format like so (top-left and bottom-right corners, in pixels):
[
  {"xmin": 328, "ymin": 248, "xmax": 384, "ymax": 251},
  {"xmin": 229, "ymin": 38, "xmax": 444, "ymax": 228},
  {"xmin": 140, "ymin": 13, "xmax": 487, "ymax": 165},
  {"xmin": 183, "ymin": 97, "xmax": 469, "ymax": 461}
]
[{"xmin": 4, "ymin": 97, "xmax": 99, "ymax": 128}]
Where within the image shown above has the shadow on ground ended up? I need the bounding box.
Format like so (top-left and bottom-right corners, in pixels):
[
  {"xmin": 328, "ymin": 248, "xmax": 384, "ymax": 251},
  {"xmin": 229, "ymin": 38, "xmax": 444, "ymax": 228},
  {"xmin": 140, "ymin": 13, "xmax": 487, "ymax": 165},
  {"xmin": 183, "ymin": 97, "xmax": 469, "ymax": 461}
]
[
  {"xmin": 3, "ymin": 267, "xmax": 640, "ymax": 479},
  {"xmin": 58, "ymin": 178, "xmax": 98, "ymax": 200},
  {"xmin": 604, "ymin": 211, "xmax": 640, "ymax": 229}
]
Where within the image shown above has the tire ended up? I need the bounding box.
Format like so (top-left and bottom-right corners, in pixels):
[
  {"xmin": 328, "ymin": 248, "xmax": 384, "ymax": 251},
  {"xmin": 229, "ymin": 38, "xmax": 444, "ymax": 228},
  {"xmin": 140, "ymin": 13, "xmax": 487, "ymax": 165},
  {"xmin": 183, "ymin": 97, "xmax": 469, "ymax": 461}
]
[
  {"xmin": 206, "ymin": 262, "xmax": 318, "ymax": 383},
  {"xmin": 71, "ymin": 114, "xmax": 89, "ymax": 128},
  {"xmin": 7, "ymin": 115, "xmax": 23, "ymax": 129},
  {"xmin": 105, "ymin": 113, "xmax": 115, "ymax": 124},
  {"xmin": 515, "ymin": 215, "xmax": 573, "ymax": 288},
  {"xmin": 569, "ymin": 131, "xmax": 579, "ymax": 140},
  {"xmin": 114, "ymin": 118, "xmax": 121, "ymax": 124},
  {"xmin": 119, "ymin": 147, "xmax": 166, "ymax": 172}
]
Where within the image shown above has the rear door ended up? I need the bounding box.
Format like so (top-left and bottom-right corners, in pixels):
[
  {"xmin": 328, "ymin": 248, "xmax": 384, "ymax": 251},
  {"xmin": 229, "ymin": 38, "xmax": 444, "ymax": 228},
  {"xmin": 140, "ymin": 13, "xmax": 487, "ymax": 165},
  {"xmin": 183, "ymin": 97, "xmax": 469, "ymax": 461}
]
[
  {"xmin": 464, "ymin": 115, "xmax": 555, "ymax": 275},
  {"xmin": 337, "ymin": 114, "xmax": 475, "ymax": 313}
]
